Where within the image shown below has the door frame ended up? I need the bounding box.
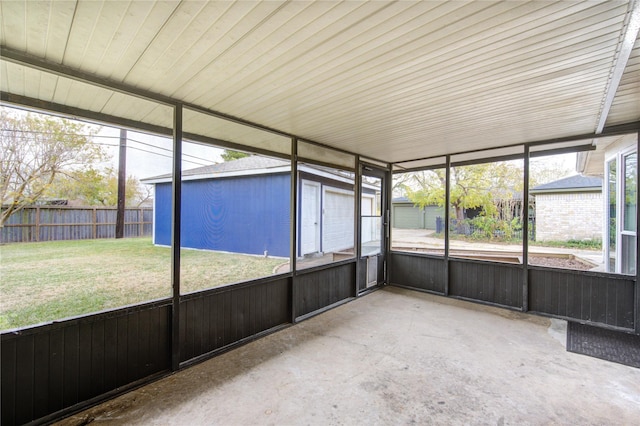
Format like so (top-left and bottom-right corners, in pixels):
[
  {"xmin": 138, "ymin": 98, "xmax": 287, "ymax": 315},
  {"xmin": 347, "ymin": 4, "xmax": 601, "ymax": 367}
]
[
  {"xmin": 300, "ymin": 179, "xmax": 321, "ymax": 256},
  {"xmin": 358, "ymin": 163, "xmax": 389, "ymax": 292}
]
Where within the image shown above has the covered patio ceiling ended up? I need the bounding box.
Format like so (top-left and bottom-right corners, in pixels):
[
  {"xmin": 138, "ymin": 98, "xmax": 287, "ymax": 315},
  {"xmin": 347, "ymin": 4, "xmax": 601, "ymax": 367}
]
[{"xmin": 1, "ymin": 0, "xmax": 639, "ymax": 165}]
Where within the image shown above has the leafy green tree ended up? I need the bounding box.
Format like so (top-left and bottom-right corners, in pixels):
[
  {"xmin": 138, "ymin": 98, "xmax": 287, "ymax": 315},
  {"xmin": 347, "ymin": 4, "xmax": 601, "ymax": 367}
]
[
  {"xmin": 405, "ymin": 162, "xmax": 523, "ymax": 221},
  {"xmin": 221, "ymin": 149, "xmax": 249, "ymax": 162},
  {"xmin": 47, "ymin": 167, "xmax": 112, "ymax": 206},
  {"xmin": 46, "ymin": 167, "xmax": 149, "ymax": 207},
  {"xmin": 0, "ymin": 108, "xmax": 104, "ymax": 226}
]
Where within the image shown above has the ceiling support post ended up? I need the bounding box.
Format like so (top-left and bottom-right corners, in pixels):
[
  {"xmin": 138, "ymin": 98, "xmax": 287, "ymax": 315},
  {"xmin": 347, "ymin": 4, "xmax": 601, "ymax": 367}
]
[
  {"xmin": 444, "ymin": 155, "xmax": 451, "ymax": 296},
  {"xmin": 171, "ymin": 104, "xmax": 183, "ymax": 371},
  {"xmin": 522, "ymin": 145, "xmax": 530, "ymax": 312}
]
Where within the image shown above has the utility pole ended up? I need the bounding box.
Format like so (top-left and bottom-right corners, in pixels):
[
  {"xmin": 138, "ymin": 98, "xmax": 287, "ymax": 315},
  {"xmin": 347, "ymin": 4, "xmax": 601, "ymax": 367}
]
[{"xmin": 115, "ymin": 129, "xmax": 127, "ymax": 239}]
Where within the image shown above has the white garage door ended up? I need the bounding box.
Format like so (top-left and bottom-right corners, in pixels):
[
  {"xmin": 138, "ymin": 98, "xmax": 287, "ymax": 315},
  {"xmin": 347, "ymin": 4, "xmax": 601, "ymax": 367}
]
[{"xmin": 323, "ymin": 188, "xmax": 355, "ymax": 253}]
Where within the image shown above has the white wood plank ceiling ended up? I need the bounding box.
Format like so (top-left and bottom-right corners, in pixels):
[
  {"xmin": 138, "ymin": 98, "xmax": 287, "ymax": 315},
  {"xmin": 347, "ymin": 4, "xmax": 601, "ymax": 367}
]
[{"xmin": 1, "ymin": 0, "xmax": 639, "ymax": 164}]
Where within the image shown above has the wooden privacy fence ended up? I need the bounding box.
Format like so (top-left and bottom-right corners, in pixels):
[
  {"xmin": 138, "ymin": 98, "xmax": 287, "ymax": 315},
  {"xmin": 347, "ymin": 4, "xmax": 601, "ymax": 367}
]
[{"xmin": 1, "ymin": 206, "xmax": 153, "ymax": 243}]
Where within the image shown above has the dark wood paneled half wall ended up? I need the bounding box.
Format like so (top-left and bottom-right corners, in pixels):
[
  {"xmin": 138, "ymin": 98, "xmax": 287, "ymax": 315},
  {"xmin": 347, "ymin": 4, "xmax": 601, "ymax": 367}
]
[
  {"xmin": 389, "ymin": 252, "xmax": 636, "ymax": 330},
  {"xmin": 1, "ymin": 301, "xmax": 171, "ymax": 425}
]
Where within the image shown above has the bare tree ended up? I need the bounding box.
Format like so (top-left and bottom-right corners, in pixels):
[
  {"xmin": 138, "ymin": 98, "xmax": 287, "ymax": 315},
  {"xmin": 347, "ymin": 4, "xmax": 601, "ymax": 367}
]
[{"xmin": 0, "ymin": 108, "xmax": 104, "ymax": 226}]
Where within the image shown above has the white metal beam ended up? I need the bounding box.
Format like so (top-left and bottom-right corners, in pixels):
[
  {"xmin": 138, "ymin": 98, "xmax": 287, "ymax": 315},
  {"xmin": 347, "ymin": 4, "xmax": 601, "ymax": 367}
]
[{"xmin": 596, "ymin": 0, "xmax": 640, "ymax": 134}]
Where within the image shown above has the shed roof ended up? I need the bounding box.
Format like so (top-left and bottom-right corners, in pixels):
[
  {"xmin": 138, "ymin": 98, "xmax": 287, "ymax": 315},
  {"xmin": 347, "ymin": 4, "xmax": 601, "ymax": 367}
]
[
  {"xmin": 142, "ymin": 155, "xmax": 359, "ymax": 187},
  {"xmin": 531, "ymin": 175, "xmax": 602, "ymax": 194},
  {"xmin": 1, "ymin": 1, "xmax": 639, "ymax": 164},
  {"xmin": 392, "ymin": 197, "xmax": 412, "ymax": 203},
  {"xmin": 143, "ymin": 156, "xmax": 289, "ymax": 183}
]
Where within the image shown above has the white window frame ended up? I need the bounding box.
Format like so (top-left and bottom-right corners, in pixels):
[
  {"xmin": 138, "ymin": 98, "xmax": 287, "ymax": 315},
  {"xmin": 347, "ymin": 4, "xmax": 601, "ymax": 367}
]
[
  {"xmin": 604, "ymin": 146, "xmax": 637, "ymax": 274},
  {"xmin": 620, "ymin": 149, "xmax": 637, "ymax": 274}
]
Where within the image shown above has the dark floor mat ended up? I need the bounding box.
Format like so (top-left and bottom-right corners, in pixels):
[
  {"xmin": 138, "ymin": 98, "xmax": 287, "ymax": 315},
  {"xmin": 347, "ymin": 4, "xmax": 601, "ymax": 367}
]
[{"xmin": 567, "ymin": 322, "xmax": 640, "ymax": 368}]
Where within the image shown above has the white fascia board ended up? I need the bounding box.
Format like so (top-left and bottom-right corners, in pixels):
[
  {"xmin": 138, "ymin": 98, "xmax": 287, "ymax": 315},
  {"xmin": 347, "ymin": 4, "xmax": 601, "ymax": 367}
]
[
  {"xmin": 143, "ymin": 165, "xmax": 291, "ymax": 184},
  {"xmin": 145, "ymin": 164, "xmax": 374, "ymax": 190}
]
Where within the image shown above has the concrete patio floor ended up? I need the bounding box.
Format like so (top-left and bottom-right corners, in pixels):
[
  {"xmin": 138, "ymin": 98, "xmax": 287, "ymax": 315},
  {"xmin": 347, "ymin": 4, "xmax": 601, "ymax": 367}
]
[{"xmin": 57, "ymin": 287, "xmax": 639, "ymax": 426}]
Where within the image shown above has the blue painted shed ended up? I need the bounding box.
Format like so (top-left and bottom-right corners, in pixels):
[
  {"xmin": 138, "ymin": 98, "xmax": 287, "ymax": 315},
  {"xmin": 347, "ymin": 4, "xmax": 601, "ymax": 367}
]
[
  {"xmin": 143, "ymin": 156, "xmax": 368, "ymax": 259},
  {"xmin": 146, "ymin": 156, "xmax": 291, "ymax": 257}
]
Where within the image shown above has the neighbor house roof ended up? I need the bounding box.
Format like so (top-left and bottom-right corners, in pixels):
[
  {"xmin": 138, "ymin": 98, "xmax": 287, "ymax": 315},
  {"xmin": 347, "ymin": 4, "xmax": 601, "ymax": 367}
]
[{"xmin": 531, "ymin": 175, "xmax": 602, "ymax": 194}]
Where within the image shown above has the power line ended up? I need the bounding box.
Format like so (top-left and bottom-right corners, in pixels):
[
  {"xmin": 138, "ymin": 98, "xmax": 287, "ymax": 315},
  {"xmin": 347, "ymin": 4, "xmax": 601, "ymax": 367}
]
[
  {"xmin": 80, "ymin": 142, "xmax": 210, "ymax": 167},
  {"xmin": 2, "ymin": 128, "xmax": 247, "ymax": 166},
  {"xmin": 95, "ymin": 140, "xmax": 213, "ymax": 165},
  {"xmin": 130, "ymin": 146, "xmax": 209, "ymax": 167},
  {"xmin": 2, "ymin": 128, "xmax": 226, "ymax": 153},
  {"xmin": 126, "ymin": 137, "xmax": 219, "ymax": 164},
  {"xmin": 4, "ymin": 132, "xmax": 215, "ymax": 166}
]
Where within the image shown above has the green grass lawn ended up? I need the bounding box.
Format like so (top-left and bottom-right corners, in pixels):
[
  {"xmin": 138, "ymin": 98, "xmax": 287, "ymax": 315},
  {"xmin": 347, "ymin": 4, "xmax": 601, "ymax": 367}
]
[{"xmin": 0, "ymin": 237, "xmax": 286, "ymax": 330}]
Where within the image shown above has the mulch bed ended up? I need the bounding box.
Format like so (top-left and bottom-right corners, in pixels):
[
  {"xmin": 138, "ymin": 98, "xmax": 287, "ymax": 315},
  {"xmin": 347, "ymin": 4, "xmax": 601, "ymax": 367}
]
[
  {"xmin": 528, "ymin": 255, "xmax": 593, "ymax": 271},
  {"xmin": 394, "ymin": 247, "xmax": 596, "ymax": 271}
]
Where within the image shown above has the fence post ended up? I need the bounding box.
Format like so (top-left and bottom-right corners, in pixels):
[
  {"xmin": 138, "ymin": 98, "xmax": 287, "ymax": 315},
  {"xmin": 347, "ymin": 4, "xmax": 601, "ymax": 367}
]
[
  {"xmin": 115, "ymin": 129, "xmax": 127, "ymax": 239},
  {"xmin": 139, "ymin": 208, "xmax": 143, "ymax": 237},
  {"xmin": 92, "ymin": 207, "xmax": 97, "ymax": 239},
  {"xmin": 35, "ymin": 206, "xmax": 40, "ymax": 242}
]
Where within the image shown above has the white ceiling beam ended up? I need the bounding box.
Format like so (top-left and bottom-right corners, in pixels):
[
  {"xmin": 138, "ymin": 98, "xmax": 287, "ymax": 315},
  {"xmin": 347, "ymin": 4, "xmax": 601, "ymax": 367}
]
[{"xmin": 596, "ymin": 0, "xmax": 640, "ymax": 133}]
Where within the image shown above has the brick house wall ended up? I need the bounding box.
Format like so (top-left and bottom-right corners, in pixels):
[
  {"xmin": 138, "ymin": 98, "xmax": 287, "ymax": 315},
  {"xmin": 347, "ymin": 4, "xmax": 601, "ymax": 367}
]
[{"xmin": 535, "ymin": 192, "xmax": 602, "ymax": 241}]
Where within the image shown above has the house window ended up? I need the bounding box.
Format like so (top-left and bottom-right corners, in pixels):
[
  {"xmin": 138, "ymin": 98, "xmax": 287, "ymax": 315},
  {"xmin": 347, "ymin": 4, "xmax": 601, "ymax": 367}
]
[
  {"xmin": 607, "ymin": 158, "xmax": 617, "ymax": 272},
  {"xmin": 605, "ymin": 149, "xmax": 637, "ymax": 275},
  {"xmin": 621, "ymin": 152, "xmax": 637, "ymax": 275}
]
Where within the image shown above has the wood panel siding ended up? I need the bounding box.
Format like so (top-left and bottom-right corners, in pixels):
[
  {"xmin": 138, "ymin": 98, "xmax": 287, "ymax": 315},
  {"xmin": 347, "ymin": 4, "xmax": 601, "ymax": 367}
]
[
  {"xmin": 295, "ymin": 262, "xmax": 355, "ymax": 319},
  {"xmin": 529, "ymin": 268, "xmax": 635, "ymax": 330},
  {"xmin": 388, "ymin": 252, "xmax": 445, "ymax": 294},
  {"xmin": 449, "ymin": 259, "xmax": 523, "ymax": 308},
  {"xmin": 1, "ymin": 301, "xmax": 171, "ymax": 425},
  {"xmin": 179, "ymin": 277, "xmax": 291, "ymax": 363}
]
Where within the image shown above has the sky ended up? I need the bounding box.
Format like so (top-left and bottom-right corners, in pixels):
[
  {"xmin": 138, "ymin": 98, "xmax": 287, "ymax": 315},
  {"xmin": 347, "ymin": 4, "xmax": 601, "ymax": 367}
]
[{"xmin": 95, "ymin": 125, "xmax": 224, "ymax": 181}]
